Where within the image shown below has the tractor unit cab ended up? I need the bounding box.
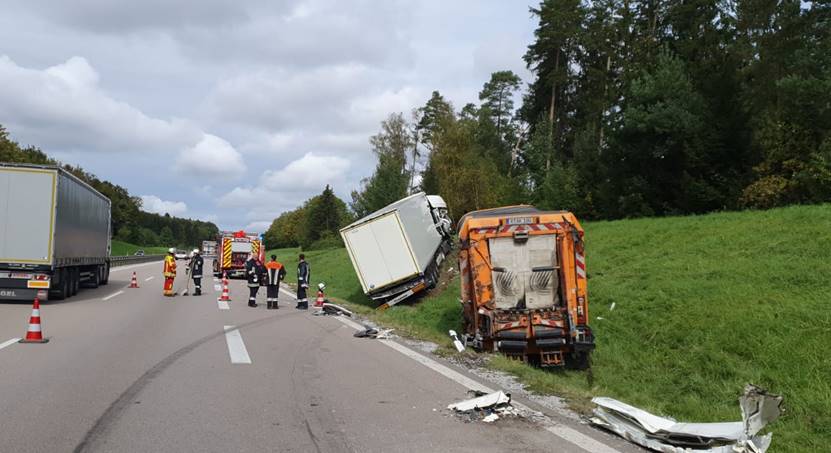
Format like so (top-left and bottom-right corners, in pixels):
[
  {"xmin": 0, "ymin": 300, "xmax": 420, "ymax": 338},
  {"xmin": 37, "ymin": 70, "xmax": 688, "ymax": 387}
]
[{"xmin": 457, "ymin": 206, "xmax": 594, "ymax": 368}]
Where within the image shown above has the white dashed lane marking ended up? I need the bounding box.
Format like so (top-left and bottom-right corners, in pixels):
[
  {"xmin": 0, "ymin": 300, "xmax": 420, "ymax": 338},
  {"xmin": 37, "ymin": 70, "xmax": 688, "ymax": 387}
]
[
  {"xmin": 103, "ymin": 290, "xmax": 124, "ymax": 301},
  {"xmin": 224, "ymin": 325, "xmax": 251, "ymax": 364},
  {"xmin": 144, "ymin": 276, "xmax": 155, "ymax": 282},
  {"xmin": 0, "ymin": 338, "xmax": 21, "ymax": 351}
]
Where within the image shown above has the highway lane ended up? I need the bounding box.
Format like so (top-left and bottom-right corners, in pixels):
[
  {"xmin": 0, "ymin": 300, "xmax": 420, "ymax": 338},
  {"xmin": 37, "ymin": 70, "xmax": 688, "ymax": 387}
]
[{"xmin": 0, "ymin": 261, "xmax": 638, "ymax": 452}]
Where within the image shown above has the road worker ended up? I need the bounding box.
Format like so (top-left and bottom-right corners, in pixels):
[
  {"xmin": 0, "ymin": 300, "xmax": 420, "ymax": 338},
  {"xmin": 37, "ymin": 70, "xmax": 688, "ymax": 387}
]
[
  {"xmin": 163, "ymin": 248, "xmax": 177, "ymax": 297},
  {"xmin": 189, "ymin": 249, "xmax": 204, "ymax": 296},
  {"xmin": 265, "ymin": 255, "xmax": 286, "ymax": 309},
  {"xmin": 296, "ymin": 253, "xmax": 310, "ymax": 309},
  {"xmin": 244, "ymin": 253, "xmax": 260, "ymax": 307}
]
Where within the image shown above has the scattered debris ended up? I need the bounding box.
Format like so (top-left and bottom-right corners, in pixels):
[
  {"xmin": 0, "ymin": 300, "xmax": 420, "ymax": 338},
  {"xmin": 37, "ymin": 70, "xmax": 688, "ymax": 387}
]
[
  {"xmin": 448, "ymin": 391, "xmax": 511, "ymax": 412},
  {"xmin": 596, "ymin": 316, "xmax": 604, "ymax": 320},
  {"xmin": 610, "ymin": 302, "xmax": 616, "ymax": 311},
  {"xmin": 449, "ymin": 330, "xmax": 466, "ymax": 352},
  {"xmin": 312, "ymin": 302, "xmax": 353, "ymax": 317},
  {"xmin": 354, "ymin": 323, "xmax": 394, "ymax": 339},
  {"xmin": 590, "ymin": 384, "xmax": 783, "ymax": 453},
  {"xmin": 447, "ymin": 391, "xmax": 523, "ymax": 424}
]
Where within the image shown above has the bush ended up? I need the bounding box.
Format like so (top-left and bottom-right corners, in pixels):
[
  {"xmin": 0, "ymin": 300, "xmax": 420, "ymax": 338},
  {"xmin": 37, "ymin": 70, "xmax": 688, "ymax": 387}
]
[{"xmin": 305, "ymin": 232, "xmax": 343, "ymax": 251}]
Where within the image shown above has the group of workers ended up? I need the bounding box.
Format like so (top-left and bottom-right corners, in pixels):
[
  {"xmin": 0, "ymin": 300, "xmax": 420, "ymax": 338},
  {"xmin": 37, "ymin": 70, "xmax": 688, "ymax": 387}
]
[{"xmin": 162, "ymin": 248, "xmax": 311, "ymax": 310}]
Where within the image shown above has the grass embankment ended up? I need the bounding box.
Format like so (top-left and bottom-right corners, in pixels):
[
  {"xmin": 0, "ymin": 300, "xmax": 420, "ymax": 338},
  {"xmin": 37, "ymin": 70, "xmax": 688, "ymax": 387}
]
[
  {"xmin": 110, "ymin": 240, "xmax": 168, "ymax": 256},
  {"xmin": 268, "ymin": 204, "xmax": 831, "ymax": 452}
]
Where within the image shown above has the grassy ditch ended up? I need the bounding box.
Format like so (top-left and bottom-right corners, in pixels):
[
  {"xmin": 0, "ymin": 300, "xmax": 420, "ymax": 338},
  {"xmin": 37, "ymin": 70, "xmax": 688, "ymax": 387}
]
[{"xmin": 268, "ymin": 203, "xmax": 831, "ymax": 452}]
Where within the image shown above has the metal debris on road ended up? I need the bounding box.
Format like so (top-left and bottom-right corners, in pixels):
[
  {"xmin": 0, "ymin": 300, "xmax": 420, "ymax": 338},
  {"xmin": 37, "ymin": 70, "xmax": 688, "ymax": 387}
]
[
  {"xmin": 354, "ymin": 324, "xmax": 394, "ymax": 339},
  {"xmin": 590, "ymin": 384, "xmax": 783, "ymax": 453},
  {"xmin": 447, "ymin": 390, "xmax": 519, "ymax": 424},
  {"xmin": 312, "ymin": 302, "xmax": 353, "ymax": 317},
  {"xmin": 449, "ymin": 330, "xmax": 465, "ymax": 352}
]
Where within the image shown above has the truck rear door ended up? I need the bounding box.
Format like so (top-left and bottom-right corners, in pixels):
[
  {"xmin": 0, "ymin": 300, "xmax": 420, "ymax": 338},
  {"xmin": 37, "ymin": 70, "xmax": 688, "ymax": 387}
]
[
  {"xmin": 343, "ymin": 212, "xmax": 419, "ymax": 292},
  {"xmin": 0, "ymin": 167, "xmax": 56, "ymax": 266}
]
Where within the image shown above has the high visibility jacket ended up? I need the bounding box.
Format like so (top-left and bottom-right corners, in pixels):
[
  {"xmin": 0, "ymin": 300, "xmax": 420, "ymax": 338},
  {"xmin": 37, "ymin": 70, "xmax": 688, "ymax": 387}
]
[
  {"xmin": 189, "ymin": 255, "xmax": 204, "ymax": 278},
  {"xmin": 298, "ymin": 260, "xmax": 310, "ymax": 287},
  {"xmin": 265, "ymin": 260, "xmax": 286, "ymax": 286},
  {"xmin": 164, "ymin": 255, "xmax": 177, "ymax": 278}
]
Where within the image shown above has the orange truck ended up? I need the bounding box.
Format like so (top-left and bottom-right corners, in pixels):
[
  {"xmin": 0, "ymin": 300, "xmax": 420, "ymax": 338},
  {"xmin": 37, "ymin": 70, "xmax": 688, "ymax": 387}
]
[
  {"xmin": 457, "ymin": 206, "xmax": 594, "ymax": 368},
  {"xmin": 213, "ymin": 231, "xmax": 263, "ymax": 278}
]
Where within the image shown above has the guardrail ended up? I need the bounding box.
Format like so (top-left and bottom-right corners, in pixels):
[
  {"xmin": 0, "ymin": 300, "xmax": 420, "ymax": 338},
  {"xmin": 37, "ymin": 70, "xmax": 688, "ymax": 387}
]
[{"xmin": 109, "ymin": 255, "xmax": 165, "ymax": 267}]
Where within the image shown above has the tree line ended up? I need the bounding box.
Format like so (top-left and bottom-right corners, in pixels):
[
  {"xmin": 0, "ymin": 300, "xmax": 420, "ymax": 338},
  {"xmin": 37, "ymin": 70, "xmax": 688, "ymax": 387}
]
[
  {"xmin": 269, "ymin": 0, "xmax": 829, "ymax": 246},
  {"xmin": 0, "ymin": 125, "xmax": 218, "ymax": 249}
]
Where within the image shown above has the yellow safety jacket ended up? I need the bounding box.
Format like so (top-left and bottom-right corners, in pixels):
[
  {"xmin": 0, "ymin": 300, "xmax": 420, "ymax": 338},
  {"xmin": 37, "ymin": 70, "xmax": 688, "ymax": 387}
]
[{"xmin": 164, "ymin": 255, "xmax": 177, "ymax": 278}]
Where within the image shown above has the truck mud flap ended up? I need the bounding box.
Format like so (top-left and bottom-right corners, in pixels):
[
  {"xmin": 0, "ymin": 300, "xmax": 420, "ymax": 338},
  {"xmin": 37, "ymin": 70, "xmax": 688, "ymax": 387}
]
[{"xmin": 496, "ymin": 340, "xmax": 528, "ymax": 351}]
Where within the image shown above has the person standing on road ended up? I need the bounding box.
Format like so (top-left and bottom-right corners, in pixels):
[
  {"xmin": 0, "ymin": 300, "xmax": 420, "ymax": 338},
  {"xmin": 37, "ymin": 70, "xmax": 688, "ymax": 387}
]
[
  {"xmin": 296, "ymin": 253, "xmax": 310, "ymax": 309},
  {"xmin": 265, "ymin": 255, "xmax": 286, "ymax": 310},
  {"xmin": 189, "ymin": 249, "xmax": 204, "ymax": 296},
  {"xmin": 163, "ymin": 248, "xmax": 177, "ymax": 297},
  {"xmin": 245, "ymin": 253, "xmax": 260, "ymax": 307}
]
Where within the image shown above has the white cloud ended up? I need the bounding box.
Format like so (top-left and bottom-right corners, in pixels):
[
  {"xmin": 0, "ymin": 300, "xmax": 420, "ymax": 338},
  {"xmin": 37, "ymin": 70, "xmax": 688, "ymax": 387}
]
[
  {"xmin": 0, "ymin": 55, "xmax": 202, "ymax": 152},
  {"xmin": 260, "ymin": 152, "xmax": 350, "ymax": 191},
  {"xmin": 175, "ymin": 134, "xmax": 246, "ymax": 180},
  {"xmin": 140, "ymin": 195, "xmax": 188, "ymax": 216}
]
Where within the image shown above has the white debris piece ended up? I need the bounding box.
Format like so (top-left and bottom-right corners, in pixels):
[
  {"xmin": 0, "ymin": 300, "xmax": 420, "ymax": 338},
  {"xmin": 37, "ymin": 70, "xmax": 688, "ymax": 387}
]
[
  {"xmin": 610, "ymin": 302, "xmax": 616, "ymax": 311},
  {"xmin": 448, "ymin": 391, "xmax": 511, "ymax": 412},
  {"xmin": 590, "ymin": 385, "xmax": 783, "ymax": 453},
  {"xmin": 449, "ymin": 330, "xmax": 466, "ymax": 352},
  {"xmin": 482, "ymin": 414, "xmax": 500, "ymax": 423}
]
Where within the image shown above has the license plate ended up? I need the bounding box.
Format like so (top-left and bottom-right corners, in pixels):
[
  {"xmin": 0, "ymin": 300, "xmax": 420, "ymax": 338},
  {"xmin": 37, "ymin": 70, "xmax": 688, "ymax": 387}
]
[{"xmin": 506, "ymin": 217, "xmax": 534, "ymax": 225}]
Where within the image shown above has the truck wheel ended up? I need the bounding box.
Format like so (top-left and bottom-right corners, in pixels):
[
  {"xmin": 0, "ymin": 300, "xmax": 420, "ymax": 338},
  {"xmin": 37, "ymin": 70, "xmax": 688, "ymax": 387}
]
[
  {"xmin": 101, "ymin": 263, "xmax": 110, "ymax": 285},
  {"xmin": 51, "ymin": 269, "xmax": 68, "ymax": 300},
  {"xmin": 70, "ymin": 269, "xmax": 80, "ymax": 296},
  {"xmin": 568, "ymin": 351, "xmax": 592, "ymax": 370}
]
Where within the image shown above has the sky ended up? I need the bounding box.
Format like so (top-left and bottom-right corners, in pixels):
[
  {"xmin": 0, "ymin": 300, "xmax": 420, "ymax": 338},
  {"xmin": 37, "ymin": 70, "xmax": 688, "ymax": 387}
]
[{"xmin": 0, "ymin": 0, "xmax": 537, "ymax": 232}]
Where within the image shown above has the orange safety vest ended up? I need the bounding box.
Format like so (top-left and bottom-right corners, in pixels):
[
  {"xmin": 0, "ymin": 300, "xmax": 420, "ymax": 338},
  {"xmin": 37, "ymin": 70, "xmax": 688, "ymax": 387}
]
[{"xmin": 164, "ymin": 255, "xmax": 177, "ymax": 278}]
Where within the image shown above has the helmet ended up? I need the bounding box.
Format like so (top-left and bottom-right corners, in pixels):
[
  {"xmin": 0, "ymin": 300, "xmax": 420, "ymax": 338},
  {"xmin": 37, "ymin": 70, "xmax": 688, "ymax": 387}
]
[
  {"xmin": 193, "ymin": 249, "xmax": 199, "ymax": 254},
  {"xmin": 318, "ymin": 282, "xmax": 326, "ymax": 290},
  {"xmin": 168, "ymin": 247, "xmax": 176, "ymax": 254}
]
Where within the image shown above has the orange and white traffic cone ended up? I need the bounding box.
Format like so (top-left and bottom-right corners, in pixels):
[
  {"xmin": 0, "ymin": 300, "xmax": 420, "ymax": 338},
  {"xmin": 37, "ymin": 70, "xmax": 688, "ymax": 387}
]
[
  {"xmin": 314, "ymin": 290, "xmax": 325, "ymax": 308},
  {"xmin": 129, "ymin": 272, "xmax": 139, "ymax": 288},
  {"xmin": 19, "ymin": 299, "xmax": 49, "ymax": 344},
  {"xmin": 219, "ymin": 279, "xmax": 231, "ymax": 302}
]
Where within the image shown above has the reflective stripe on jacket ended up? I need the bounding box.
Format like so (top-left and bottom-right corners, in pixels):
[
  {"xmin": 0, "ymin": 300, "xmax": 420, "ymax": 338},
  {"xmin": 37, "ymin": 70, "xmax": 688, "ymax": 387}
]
[{"xmin": 164, "ymin": 256, "xmax": 177, "ymax": 278}]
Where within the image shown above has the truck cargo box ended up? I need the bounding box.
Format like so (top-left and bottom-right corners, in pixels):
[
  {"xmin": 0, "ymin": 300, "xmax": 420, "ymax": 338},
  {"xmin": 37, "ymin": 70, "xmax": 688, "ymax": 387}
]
[{"xmin": 340, "ymin": 193, "xmax": 447, "ymax": 299}]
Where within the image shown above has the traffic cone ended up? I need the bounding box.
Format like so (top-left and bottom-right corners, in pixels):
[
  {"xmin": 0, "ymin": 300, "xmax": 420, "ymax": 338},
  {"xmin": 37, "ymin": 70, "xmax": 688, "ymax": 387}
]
[
  {"xmin": 19, "ymin": 299, "xmax": 49, "ymax": 344},
  {"xmin": 314, "ymin": 290, "xmax": 325, "ymax": 308},
  {"xmin": 129, "ymin": 272, "xmax": 139, "ymax": 288},
  {"xmin": 219, "ymin": 279, "xmax": 231, "ymax": 302}
]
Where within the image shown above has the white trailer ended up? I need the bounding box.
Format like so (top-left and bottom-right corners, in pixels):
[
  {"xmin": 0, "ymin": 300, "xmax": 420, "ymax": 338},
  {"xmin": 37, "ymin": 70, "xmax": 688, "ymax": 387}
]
[
  {"xmin": 0, "ymin": 164, "xmax": 112, "ymax": 301},
  {"xmin": 340, "ymin": 193, "xmax": 452, "ymax": 309}
]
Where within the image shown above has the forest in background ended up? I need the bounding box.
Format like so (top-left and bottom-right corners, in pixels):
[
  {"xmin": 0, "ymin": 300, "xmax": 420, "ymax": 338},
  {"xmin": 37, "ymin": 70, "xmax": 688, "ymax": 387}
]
[{"xmin": 267, "ymin": 0, "xmax": 830, "ymax": 249}]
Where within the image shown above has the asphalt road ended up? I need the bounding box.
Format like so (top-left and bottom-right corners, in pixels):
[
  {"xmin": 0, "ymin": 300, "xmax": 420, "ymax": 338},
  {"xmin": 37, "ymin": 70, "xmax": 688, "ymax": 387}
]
[{"xmin": 0, "ymin": 260, "xmax": 639, "ymax": 453}]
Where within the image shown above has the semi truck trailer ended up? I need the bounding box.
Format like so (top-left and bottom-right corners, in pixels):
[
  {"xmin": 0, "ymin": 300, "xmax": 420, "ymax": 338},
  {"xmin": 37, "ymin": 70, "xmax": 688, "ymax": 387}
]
[
  {"xmin": 457, "ymin": 206, "xmax": 594, "ymax": 368},
  {"xmin": 0, "ymin": 164, "xmax": 112, "ymax": 301},
  {"xmin": 340, "ymin": 192, "xmax": 453, "ymax": 310}
]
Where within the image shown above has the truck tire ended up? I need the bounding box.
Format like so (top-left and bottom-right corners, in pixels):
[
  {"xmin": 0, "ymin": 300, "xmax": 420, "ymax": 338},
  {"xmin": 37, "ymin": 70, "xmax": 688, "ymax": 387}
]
[
  {"xmin": 101, "ymin": 263, "xmax": 110, "ymax": 285},
  {"xmin": 51, "ymin": 269, "xmax": 68, "ymax": 300},
  {"xmin": 70, "ymin": 268, "xmax": 79, "ymax": 296}
]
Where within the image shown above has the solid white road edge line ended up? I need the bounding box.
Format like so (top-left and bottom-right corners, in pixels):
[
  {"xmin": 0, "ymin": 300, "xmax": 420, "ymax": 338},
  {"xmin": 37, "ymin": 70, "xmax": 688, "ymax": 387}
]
[
  {"xmin": 144, "ymin": 276, "xmax": 155, "ymax": 281},
  {"xmin": 0, "ymin": 338, "xmax": 21, "ymax": 351},
  {"xmin": 103, "ymin": 290, "xmax": 124, "ymax": 301},
  {"xmin": 217, "ymin": 299, "xmax": 230, "ymax": 310},
  {"xmin": 111, "ymin": 260, "xmax": 162, "ymax": 272},
  {"xmin": 224, "ymin": 325, "xmax": 251, "ymax": 364},
  {"xmin": 328, "ymin": 315, "xmax": 622, "ymax": 453}
]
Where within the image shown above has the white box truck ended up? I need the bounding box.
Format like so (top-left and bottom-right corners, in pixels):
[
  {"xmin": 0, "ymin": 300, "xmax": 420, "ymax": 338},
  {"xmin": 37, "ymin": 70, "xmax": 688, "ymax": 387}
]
[
  {"xmin": 340, "ymin": 192, "xmax": 452, "ymax": 309},
  {"xmin": 0, "ymin": 164, "xmax": 112, "ymax": 301}
]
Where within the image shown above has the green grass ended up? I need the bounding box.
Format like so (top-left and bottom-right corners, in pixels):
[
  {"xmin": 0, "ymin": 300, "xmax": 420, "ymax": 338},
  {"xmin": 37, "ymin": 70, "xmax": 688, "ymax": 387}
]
[
  {"xmin": 110, "ymin": 240, "xmax": 168, "ymax": 256},
  {"xmin": 269, "ymin": 204, "xmax": 831, "ymax": 452}
]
